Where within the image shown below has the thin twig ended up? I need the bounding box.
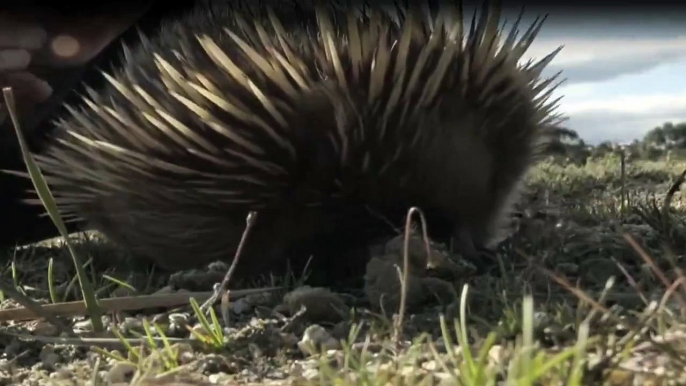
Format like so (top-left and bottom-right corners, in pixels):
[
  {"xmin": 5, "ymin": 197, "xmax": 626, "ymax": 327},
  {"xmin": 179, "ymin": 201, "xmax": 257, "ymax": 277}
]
[
  {"xmin": 0, "ymin": 329, "xmax": 204, "ymax": 349},
  {"xmin": 611, "ymin": 257, "xmax": 649, "ymax": 306},
  {"xmin": 620, "ymin": 149, "xmax": 626, "ymax": 219},
  {"xmin": 201, "ymin": 211, "xmax": 258, "ymax": 313},
  {"xmin": 624, "ymin": 233, "xmax": 686, "ymax": 310},
  {"xmin": 540, "ymin": 267, "xmax": 612, "ymax": 316},
  {"xmin": 393, "ymin": 206, "xmax": 429, "ymax": 346},
  {"xmin": 0, "ymin": 278, "xmax": 74, "ymax": 335},
  {"xmin": 0, "ymin": 287, "xmax": 280, "ymax": 322}
]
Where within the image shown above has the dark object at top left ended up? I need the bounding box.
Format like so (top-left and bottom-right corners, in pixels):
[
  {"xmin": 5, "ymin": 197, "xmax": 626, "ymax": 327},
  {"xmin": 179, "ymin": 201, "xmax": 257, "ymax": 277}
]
[{"xmin": 0, "ymin": 1, "xmax": 196, "ymax": 248}]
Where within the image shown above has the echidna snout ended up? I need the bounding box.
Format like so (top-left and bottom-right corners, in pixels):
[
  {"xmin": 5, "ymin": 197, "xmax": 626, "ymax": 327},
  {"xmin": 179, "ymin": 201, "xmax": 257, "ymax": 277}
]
[{"xmin": 19, "ymin": 1, "xmax": 564, "ymax": 281}]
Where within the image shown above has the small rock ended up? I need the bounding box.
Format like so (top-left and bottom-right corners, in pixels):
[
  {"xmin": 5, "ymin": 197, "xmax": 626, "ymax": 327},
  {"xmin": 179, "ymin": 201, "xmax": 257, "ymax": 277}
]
[
  {"xmin": 365, "ymin": 252, "xmax": 456, "ymax": 312},
  {"xmin": 282, "ymin": 286, "xmax": 350, "ymax": 323},
  {"xmin": 385, "ymin": 234, "xmax": 431, "ymax": 258},
  {"xmin": 436, "ymin": 372, "xmax": 457, "ymax": 386},
  {"xmin": 119, "ymin": 317, "xmax": 143, "ymax": 331},
  {"xmin": 39, "ymin": 345, "xmax": 60, "ymax": 371},
  {"xmin": 209, "ymin": 372, "xmax": 233, "ymax": 384},
  {"xmin": 168, "ymin": 312, "xmax": 191, "ymax": 335},
  {"xmin": 422, "ymin": 360, "xmax": 438, "ymax": 371},
  {"xmin": 533, "ymin": 312, "xmax": 551, "ymax": 330},
  {"xmin": 230, "ymin": 298, "xmax": 252, "ymax": 315},
  {"xmin": 105, "ymin": 362, "xmax": 137, "ymax": 384},
  {"xmin": 169, "ymin": 312, "xmax": 190, "ymax": 325},
  {"xmin": 244, "ymin": 292, "xmax": 278, "ymax": 308},
  {"xmin": 179, "ymin": 351, "xmax": 195, "ymax": 365},
  {"xmin": 197, "ymin": 354, "xmax": 231, "ymax": 374},
  {"xmin": 298, "ymin": 325, "xmax": 340, "ymax": 356},
  {"xmin": 0, "ymin": 359, "xmax": 14, "ymax": 373},
  {"xmin": 73, "ymin": 319, "xmax": 95, "ymax": 333},
  {"xmin": 31, "ymin": 320, "xmax": 58, "ymax": 336},
  {"xmin": 172, "ymin": 343, "xmax": 195, "ymax": 364},
  {"xmin": 302, "ymin": 367, "xmax": 320, "ymax": 380},
  {"xmin": 488, "ymin": 345, "xmax": 506, "ymax": 365},
  {"xmin": 365, "ymin": 253, "xmax": 425, "ymax": 311},
  {"xmin": 388, "ymin": 234, "xmax": 476, "ymax": 276},
  {"xmin": 49, "ymin": 369, "xmax": 72, "ymax": 380}
]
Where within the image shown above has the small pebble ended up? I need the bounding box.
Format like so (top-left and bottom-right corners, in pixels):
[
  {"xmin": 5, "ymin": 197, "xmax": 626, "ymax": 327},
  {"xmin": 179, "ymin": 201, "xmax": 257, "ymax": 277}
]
[
  {"xmin": 105, "ymin": 362, "xmax": 137, "ymax": 384},
  {"xmin": 39, "ymin": 345, "xmax": 60, "ymax": 371},
  {"xmin": 298, "ymin": 325, "xmax": 340, "ymax": 356}
]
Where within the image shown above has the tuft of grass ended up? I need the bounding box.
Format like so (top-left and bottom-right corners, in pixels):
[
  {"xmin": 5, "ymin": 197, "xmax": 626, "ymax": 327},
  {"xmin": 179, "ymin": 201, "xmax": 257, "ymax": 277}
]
[
  {"xmin": 95, "ymin": 319, "xmax": 181, "ymax": 373},
  {"xmin": 2, "ymin": 87, "xmax": 103, "ymax": 331},
  {"xmin": 188, "ymin": 297, "xmax": 228, "ymax": 350}
]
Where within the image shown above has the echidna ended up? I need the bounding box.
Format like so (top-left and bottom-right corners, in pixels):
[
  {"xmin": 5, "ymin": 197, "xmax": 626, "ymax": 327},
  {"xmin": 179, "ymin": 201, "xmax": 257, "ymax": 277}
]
[{"xmin": 13, "ymin": 0, "xmax": 564, "ymax": 281}]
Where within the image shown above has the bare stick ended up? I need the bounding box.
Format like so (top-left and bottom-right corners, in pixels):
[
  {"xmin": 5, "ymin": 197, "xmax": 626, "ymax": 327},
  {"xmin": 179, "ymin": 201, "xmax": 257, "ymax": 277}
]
[
  {"xmin": 619, "ymin": 149, "xmax": 626, "ymax": 219},
  {"xmin": 201, "ymin": 211, "xmax": 258, "ymax": 313},
  {"xmin": 393, "ymin": 206, "xmax": 429, "ymax": 346},
  {"xmin": 0, "ymin": 278, "xmax": 74, "ymax": 335},
  {"xmin": 624, "ymin": 233, "xmax": 686, "ymax": 311},
  {"xmin": 0, "ymin": 287, "xmax": 280, "ymax": 322}
]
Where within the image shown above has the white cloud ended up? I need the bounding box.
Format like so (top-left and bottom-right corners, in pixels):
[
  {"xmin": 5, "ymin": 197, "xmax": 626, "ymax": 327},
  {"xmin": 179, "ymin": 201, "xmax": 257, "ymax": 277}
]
[
  {"xmin": 525, "ymin": 36, "xmax": 686, "ymax": 84},
  {"xmin": 527, "ymin": 36, "xmax": 686, "ymax": 66},
  {"xmin": 563, "ymin": 93, "xmax": 686, "ymax": 115},
  {"xmin": 505, "ymin": 9, "xmax": 686, "ymax": 143},
  {"xmin": 520, "ymin": 28, "xmax": 686, "ymax": 144},
  {"xmin": 559, "ymin": 89, "xmax": 686, "ymax": 144},
  {"xmin": 566, "ymin": 111, "xmax": 686, "ymax": 144}
]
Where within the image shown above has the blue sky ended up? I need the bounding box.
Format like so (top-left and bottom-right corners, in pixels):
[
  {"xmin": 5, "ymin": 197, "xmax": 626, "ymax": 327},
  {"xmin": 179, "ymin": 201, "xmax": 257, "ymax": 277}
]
[{"xmin": 508, "ymin": 6, "xmax": 686, "ymax": 144}]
